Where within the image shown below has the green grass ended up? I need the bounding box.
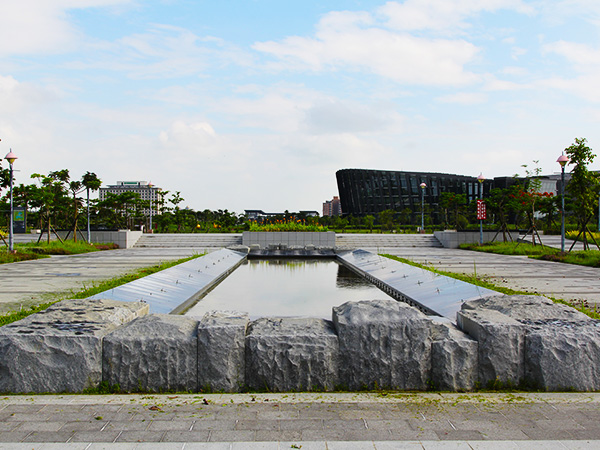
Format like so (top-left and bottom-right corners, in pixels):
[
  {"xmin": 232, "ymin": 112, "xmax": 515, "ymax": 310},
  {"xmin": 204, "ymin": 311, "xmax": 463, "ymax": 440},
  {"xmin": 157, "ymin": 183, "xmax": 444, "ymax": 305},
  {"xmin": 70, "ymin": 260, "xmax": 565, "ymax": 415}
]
[
  {"xmin": 459, "ymin": 241, "xmax": 557, "ymax": 256},
  {"xmin": 0, "ymin": 253, "xmax": 204, "ymax": 326},
  {"xmin": 1, "ymin": 240, "xmax": 119, "ymax": 264},
  {"xmin": 460, "ymin": 241, "xmax": 600, "ymax": 268},
  {"xmin": 380, "ymin": 253, "xmax": 600, "ymax": 320}
]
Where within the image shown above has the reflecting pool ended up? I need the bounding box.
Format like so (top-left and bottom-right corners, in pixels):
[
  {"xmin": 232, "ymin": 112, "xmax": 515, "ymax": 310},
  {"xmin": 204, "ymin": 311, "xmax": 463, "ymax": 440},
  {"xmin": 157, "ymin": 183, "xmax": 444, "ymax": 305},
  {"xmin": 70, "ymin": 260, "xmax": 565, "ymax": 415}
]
[{"xmin": 184, "ymin": 258, "xmax": 395, "ymax": 320}]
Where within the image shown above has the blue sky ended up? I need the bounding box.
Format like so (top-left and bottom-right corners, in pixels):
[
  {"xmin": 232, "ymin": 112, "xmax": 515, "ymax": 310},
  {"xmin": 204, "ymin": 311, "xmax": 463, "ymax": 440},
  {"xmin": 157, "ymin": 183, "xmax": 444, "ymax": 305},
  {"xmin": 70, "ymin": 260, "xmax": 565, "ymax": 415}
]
[{"xmin": 1, "ymin": 0, "xmax": 600, "ymax": 213}]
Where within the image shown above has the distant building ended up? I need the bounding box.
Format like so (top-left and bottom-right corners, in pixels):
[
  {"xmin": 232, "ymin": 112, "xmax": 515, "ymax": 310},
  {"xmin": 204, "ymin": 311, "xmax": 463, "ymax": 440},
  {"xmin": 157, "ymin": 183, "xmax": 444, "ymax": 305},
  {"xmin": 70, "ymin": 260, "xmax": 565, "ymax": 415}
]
[
  {"xmin": 322, "ymin": 196, "xmax": 342, "ymax": 216},
  {"xmin": 336, "ymin": 168, "xmax": 573, "ymax": 224},
  {"xmin": 99, "ymin": 181, "xmax": 162, "ymax": 215}
]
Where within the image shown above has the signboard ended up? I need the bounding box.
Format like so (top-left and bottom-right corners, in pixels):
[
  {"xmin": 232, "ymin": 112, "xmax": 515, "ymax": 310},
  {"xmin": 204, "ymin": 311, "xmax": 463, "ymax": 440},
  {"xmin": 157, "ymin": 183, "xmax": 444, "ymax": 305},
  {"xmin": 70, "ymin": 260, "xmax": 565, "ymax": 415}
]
[
  {"xmin": 13, "ymin": 207, "xmax": 26, "ymax": 233},
  {"xmin": 476, "ymin": 200, "xmax": 486, "ymax": 220}
]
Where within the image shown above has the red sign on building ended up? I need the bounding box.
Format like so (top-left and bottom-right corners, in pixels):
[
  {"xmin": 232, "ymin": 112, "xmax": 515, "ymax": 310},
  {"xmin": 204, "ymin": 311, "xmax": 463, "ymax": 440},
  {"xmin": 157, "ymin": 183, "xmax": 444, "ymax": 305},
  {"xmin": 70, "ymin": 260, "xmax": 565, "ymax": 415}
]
[{"xmin": 477, "ymin": 199, "xmax": 486, "ymax": 220}]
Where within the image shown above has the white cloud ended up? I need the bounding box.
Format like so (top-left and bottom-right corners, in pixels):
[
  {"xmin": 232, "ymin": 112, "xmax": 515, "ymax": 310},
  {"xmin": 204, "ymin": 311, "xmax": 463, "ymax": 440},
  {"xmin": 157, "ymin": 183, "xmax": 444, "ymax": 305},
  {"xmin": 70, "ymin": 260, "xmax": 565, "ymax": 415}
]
[
  {"xmin": 540, "ymin": 41, "xmax": 600, "ymax": 102},
  {"xmin": 378, "ymin": 0, "xmax": 534, "ymax": 32},
  {"xmin": 158, "ymin": 121, "xmax": 218, "ymax": 156},
  {"xmin": 543, "ymin": 40, "xmax": 600, "ymax": 70},
  {"xmin": 436, "ymin": 92, "xmax": 487, "ymax": 104},
  {"xmin": 0, "ymin": 0, "xmax": 133, "ymax": 56},
  {"xmin": 67, "ymin": 25, "xmax": 250, "ymax": 80},
  {"xmin": 254, "ymin": 10, "xmax": 481, "ymax": 86},
  {"xmin": 303, "ymin": 99, "xmax": 403, "ymax": 134}
]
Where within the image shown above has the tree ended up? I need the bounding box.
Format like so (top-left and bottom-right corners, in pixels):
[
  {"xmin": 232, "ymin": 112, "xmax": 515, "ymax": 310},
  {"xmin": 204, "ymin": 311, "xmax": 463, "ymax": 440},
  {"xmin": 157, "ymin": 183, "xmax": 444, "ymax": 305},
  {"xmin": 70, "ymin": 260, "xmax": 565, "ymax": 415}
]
[
  {"xmin": 439, "ymin": 192, "xmax": 467, "ymax": 229},
  {"xmin": 378, "ymin": 209, "xmax": 395, "ymax": 232},
  {"xmin": 518, "ymin": 161, "xmax": 544, "ymax": 245},
  {"xmin": 363, "ymin": 215, "xmax": 375, "ymax": 233},
  {"xmin": 30, "ymin": 171, "xmax": 70, "ymax": 243},
  {"xmin": 485, "ymin": 187, "xmax": 516, "ymax": 242},
  {"xmin": 564, "ymin": 137, "xmax": 600, "ymax": 250},
  {"xmin": 81, "ymin": 172, "xmax": 102, "ymax": 241}
]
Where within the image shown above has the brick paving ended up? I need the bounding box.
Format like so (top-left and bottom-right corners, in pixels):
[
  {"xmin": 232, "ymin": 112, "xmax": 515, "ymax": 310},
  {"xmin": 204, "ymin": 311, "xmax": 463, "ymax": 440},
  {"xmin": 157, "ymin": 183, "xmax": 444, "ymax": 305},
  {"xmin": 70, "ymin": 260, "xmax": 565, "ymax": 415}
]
[{"xmin": 0, "ymin": 393, "xmax": 599, "ymax": 447}]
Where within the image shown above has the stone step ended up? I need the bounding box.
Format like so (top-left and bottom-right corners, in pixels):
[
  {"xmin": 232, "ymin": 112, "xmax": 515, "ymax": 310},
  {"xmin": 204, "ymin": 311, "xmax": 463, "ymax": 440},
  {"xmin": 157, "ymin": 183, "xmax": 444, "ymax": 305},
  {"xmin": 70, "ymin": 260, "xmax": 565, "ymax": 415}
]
[
  {"xmin": 134, "ymin": 234, "xmax": 242, "ymax": 248},
  {"xmin": 335, "ymin": 234, "xmax": 443, "ymax": 248},
  {"xmin": 133, "ymin": 233, "xmax": 443, "ymax": 248}
]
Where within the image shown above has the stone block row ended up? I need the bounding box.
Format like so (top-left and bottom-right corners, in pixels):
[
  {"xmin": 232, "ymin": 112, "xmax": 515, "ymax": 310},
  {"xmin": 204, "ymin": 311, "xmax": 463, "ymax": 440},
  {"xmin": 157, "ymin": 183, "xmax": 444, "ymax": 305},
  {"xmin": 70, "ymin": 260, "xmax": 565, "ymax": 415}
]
[
  {"xmin": 0, "ymin": 298, "xmax": 477, "ymax": 393},
  {"xmin": 3, "ymin": 295, "xmax": 596, "ymax": 393}
]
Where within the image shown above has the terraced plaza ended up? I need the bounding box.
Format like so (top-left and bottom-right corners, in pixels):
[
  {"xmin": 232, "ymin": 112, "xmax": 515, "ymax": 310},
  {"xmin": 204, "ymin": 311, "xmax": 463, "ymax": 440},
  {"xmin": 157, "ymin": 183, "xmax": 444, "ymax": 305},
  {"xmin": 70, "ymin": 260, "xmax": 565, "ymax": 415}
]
[{"xmin": 1, "ymin": 233, "xmax": 600, "ymax": 448}]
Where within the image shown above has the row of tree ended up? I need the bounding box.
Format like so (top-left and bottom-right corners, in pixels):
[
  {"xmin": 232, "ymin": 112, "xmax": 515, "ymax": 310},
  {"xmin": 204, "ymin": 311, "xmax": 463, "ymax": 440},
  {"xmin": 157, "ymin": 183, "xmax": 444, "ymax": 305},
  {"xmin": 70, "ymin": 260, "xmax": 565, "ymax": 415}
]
[{"xmin": 0, "ymin": 138, "xmax": 597, "ymax": 245}]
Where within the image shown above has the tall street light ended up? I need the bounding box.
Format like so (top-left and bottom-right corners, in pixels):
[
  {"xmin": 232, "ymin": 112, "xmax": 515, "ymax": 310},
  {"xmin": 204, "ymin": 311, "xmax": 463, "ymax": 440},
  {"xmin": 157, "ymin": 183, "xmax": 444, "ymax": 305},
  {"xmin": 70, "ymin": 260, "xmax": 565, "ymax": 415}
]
[
  {"xmin": 148, "ymin": 182, "xmax": 153, "ymax": 233},
  {"xmin": 477, "ymin": 173, "xmax": 485, "ymax": 245},
  {"xmin": 4, "ymin": 150, "xmax": 18, "ymax": 252},
  {"xmin": 420, "ymin": 182, "xmax": 427, "ymax": 233},
  {"xmin": 557, "ymin": 153, "xmax": 569, "ymax": 252}
]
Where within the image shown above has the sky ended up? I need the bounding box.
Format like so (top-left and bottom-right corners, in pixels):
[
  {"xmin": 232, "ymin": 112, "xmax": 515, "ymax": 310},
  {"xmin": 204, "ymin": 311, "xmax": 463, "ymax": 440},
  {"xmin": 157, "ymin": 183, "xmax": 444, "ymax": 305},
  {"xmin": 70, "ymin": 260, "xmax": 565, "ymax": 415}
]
[{"xmin": 1, "ymin": 0, "xmax": 600, "ymax": 214}]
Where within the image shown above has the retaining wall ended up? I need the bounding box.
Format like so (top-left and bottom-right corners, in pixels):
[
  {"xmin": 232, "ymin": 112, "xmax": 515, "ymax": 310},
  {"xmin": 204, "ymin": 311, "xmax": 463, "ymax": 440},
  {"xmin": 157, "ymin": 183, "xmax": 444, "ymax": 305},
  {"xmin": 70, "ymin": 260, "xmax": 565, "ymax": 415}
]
[
  {"xmin": 434, "ymin": 230, "xmax": 517, "ymax": 248},
  {"xmin": 242, "ymin": 231, "xmax": 336, "ymax": 248},
  {"xmin": 55, "ymin": 230, "xmax": 143, "ymax": 248}
]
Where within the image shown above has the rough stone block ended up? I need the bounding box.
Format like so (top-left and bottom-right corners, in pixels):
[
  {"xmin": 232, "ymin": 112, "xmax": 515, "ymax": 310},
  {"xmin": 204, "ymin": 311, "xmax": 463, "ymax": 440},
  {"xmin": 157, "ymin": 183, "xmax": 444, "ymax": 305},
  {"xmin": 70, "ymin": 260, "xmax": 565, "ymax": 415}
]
[
  {"xmin": 430, "ymin": 318, "xmax": 478, "ymax": 391},
  {"xmin": 198, "ymin": 311, "xmax": 249, "ymax": 392},
  {"xmin": 463, "ymin": 295, "xmax": 590, "ymax": 322},
  {"xmin": 0, "ymin": 298, "xmax": 148, "ymax": 393},
  {"xmin": 458, "ymin": 295, "xmax": 595, "ymax": 389},
  {"xmin": 245, "ymin": 317, "xmax": 339, "ymax": 392},
  {"xmin": 332, "ymin": 300, "xmax": 432, "ymax": 390},
  {"xmin": 457, "ymin": 306, "xmax": 525, "ymax": 387},
  {"xmin": 525, "ymin": 322, "xmax": 600, "ymax": 391},
  {"xmin": 103, "ymin": 314, "xmax": 198, "ymax": 392}
]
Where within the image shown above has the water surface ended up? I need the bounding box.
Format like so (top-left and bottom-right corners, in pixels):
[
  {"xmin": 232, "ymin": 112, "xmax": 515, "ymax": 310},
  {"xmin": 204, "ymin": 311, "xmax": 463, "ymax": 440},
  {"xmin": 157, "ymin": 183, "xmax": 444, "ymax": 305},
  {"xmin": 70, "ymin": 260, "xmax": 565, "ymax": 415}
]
[{"xmin": 184, "ymin": 258, "xmax": 395, "ymax": 320}]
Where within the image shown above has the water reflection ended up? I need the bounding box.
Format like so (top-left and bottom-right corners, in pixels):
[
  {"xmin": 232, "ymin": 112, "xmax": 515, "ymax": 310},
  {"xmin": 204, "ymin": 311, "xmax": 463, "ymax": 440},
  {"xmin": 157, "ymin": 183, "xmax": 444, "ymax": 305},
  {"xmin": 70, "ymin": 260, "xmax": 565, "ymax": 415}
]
[{"xmin": 184, "ymin": 258, "xmax": 395, "ymax": 320}]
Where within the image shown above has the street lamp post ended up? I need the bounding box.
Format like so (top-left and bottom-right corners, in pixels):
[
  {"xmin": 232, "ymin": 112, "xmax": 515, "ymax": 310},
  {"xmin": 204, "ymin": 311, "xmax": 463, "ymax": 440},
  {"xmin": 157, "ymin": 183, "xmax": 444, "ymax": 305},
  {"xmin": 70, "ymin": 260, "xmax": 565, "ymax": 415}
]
[
  {"xmin": 477, "ymin": 173, "xmax": 485, "ymax": 246},
  {"xmin": 86, "ymin": 186, "xmax": 91, "ymax": 244},
  {"xmin": 420, "ymin": 182, "xmax": 427, "ymax": 233},
  {"xmin": 148, "ymin": 182, "xmax": 153, "ymax": 233},
  {"xmin": 557, "ymin": 153, "xmax": 569, "ymax": 252},
  {"xmin": 4, "ymin": 150, "xmax": 18, "ymax": 252}
]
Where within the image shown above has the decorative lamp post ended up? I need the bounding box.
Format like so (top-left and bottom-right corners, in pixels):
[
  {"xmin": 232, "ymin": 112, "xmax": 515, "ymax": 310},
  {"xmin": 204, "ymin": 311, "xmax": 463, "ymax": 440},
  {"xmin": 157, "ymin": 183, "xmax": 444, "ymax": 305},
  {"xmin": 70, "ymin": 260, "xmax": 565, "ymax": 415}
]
[
  {"xmin": 86, "ymin": 186, "xmax": 91, "ymax": 244},
  {"xmin": 148, "ymin": 182, "xmax": 153, "ymax": 233},
  {"xmin": 4, "ymin": 150, "xmax": 18, "ymax": 252},
  {"xmin": 557, "ymin": 153, "xmax": 569, "ymax": 252},
  {"xmin": 420, "ymin": 182, "xmax": 427, "ymax": 233},
  {"xmin": 477, "ymin": 173, "xmax": 485, "ymax": 245}
]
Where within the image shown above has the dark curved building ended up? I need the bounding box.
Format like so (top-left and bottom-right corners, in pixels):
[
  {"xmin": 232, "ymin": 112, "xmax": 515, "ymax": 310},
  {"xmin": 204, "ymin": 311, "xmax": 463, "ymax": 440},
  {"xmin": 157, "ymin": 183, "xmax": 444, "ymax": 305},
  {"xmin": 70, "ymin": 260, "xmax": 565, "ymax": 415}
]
[{"xmin": 336, "ymin": 169, "xmax": 496, "ymax": 223}]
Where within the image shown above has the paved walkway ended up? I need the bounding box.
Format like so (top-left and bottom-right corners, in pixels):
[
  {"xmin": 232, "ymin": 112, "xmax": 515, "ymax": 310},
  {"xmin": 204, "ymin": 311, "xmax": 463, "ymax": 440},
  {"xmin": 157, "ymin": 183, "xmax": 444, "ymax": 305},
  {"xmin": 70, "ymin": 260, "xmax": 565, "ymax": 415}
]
[
  {"xmin": 0, "ymin": 247, "xmax": 201, "ymax": 314},
  {"xmin": 0, "ymin": 393, "xmax": 599, "ymax": 448}
]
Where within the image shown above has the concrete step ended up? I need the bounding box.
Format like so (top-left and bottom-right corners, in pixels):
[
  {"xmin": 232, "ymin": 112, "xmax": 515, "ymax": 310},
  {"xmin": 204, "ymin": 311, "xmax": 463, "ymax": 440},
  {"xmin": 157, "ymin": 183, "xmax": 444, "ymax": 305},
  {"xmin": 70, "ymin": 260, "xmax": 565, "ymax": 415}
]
[
  {"xmin": 335, "ymin": 234, "xmax": 443, "ymax": 248},
  {"xmin": 134, "ymin": 233, "xmax": 443, "ymax": 248},
  {"xmin": 134, "ymin": 233, "xmax": 242, "ymax": 248}
]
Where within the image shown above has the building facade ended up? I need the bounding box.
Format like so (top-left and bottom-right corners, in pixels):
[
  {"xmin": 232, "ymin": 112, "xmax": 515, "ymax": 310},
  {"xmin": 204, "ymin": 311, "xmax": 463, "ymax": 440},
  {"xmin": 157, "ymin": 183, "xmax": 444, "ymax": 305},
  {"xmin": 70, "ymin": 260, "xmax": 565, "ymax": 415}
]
[
  {"xmin": 99, "ymin": 181, "xmax": 162, "ymax": 215},
  {"xmin": 336, "ymin": 168, "xmax": 505, "ymax": 224},
  {"xmin": 322, "ymin": 196, "xmax": 342, "ymax": 217}
]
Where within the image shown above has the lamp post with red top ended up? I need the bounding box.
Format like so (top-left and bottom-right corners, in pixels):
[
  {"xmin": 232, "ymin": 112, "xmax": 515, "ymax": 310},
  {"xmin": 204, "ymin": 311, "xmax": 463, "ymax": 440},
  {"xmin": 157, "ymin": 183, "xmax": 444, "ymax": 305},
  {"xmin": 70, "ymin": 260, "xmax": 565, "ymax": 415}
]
[
  {"xmin": 557, "ymin": 153, "xmax": 569, "ymax": 252},
  {"xmin": 4, "ymin": 149, "xmax": 18, "ymax": 252},
  {"xmin": 477, "ymin": 173, "xmax": 485, "ymax": 245}
]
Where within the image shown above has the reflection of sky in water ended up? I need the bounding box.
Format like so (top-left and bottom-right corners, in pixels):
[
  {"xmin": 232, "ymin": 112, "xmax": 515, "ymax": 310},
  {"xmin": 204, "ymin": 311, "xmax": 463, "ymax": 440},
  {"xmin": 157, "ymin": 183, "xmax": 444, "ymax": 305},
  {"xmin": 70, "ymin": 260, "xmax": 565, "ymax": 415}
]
[{"xmin": 184, "ymin": 258, "xmax": 395, "ymax": 320}]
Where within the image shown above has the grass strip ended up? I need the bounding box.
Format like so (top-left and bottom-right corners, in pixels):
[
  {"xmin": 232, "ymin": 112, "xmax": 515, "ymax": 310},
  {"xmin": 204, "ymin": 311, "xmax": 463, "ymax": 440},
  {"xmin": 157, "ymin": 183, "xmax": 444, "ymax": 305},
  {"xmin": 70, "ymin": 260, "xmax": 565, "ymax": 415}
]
[
  {"xmin": 380, "ymin": 253, "xmax": 600, "ymax": 320},
  {"xmin": 0, "ymin": 253, "xmax": 204, "ymax": 326},
  {"xmin": 460, "ymin": 241, "xmax": 600, "ymax": 268},
  {"xmin": 1, "ymin": 240, "xmax": 119, "ymax": 264}
]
